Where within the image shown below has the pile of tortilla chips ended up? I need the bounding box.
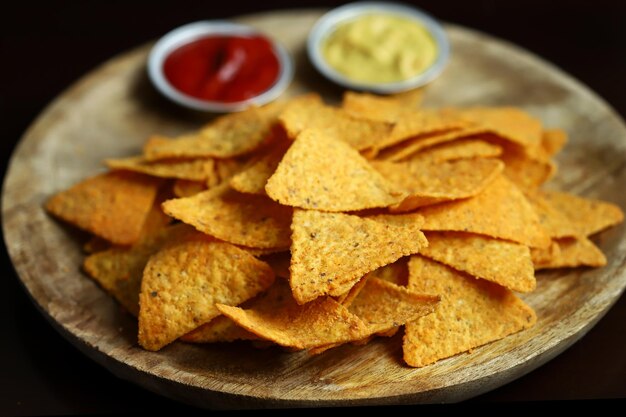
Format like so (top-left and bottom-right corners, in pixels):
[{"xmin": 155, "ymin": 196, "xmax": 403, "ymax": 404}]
[{"xmin": 45, "ymin": 90, "xmax": 624, "ymax": 367}]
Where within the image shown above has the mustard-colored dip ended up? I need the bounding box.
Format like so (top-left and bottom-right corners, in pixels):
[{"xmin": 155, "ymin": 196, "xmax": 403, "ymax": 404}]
[{"xmin": 321, "ymin": 14, "xmax": 438, "ymax": 84}]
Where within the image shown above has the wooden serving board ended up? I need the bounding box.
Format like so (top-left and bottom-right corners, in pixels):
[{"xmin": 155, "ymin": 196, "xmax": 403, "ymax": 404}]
[{"xmin": 3, "ymin": 10, "xmax": 626, "ymax": 409}]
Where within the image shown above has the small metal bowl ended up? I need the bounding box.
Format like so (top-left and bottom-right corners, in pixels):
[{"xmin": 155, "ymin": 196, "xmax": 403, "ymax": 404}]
[
  {"xmin": 307, "ymin": 2, "xmax": 450, "ymax": 94},
  {"xmin": 148, "ymin": 21, "xmax": 293, "ymax": 112}
]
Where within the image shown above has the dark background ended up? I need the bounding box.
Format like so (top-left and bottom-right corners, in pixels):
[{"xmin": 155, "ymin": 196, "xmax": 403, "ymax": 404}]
[{"xmin": 1, "ymin": 1, "xmax": 625, "ymax": 415}]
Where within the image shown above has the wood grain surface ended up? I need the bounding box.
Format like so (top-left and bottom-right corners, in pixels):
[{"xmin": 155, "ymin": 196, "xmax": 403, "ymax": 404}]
[{"xmin": 3, "ymin": 10, "xmax": 626, "ymax": 409}]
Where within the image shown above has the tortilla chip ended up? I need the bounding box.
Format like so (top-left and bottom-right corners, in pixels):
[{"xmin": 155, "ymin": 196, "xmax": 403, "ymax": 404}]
[
  {"xmin": 533, "ymin": 236, "xmax": 606, "ymax": 270},
  {"xmin": 162, "ymin": 182, "xmax": 293, "ymax": 249},
  {"xmin": 541, "ymin": 129, "xmax": 568, "ymax": 156},
  {"xmin": 211, "ymin": 157, "xmax": 250, "ymax": 187},
  {"xmin": 403, "ymin": 255, "xmax": 536, "ymax": 367},
  {"xmin": 530, "ymin": 240, "xmax": 561, "ymax": 266},
  {"xmin": 420, "ymin": 231, "xmax": 536, "ymax": 292},
  {"xmin": 341, "ymin": 89, "xmax": 424, "ymax": 122},
  {"xmin": 173, "ymin": 179, "xmax": 207, "ymax": 197},
  {"xmin": 138, "ymin": 239, "xmax": 275, "ymax": 351},
  {"xmin": 525, "ymin": 190, "xmax": 579, "ymax": 238},
  {"xmin": 105, "ymin": 156, "xmax": 216, "ymax": 181},
  {"xmin": 83, "ymin": 223, "xmax": 193, "ymax": 316},
  {"xmin": 181, "ymin": 313, "xmax": 259, "ymax": 343},
  {"xmin": 229, "ymin": 140, "xmax": 290, "ymax": 195},
  {"xmin": 216, "ymin": 279, "xmax": 369, "ymax": 349},
  {"xmin": 365, "ymin": 257, "xmax": 409, "ymax": 286},
  {"xmin": 406, "ymin": 139, "xmax": 503, "ymax": 165},
  {"xmin": 265, "ymin": 129, "xmax": 404, "ymax": 211},
  {"xmin": 419, "ymin": 174, "xmax": 551, "ymax": 248},
  {"xmin": 335, "ymin": 274, "xmax": 370, "ymax": 306},
  {"xmin": 540, "ymin": 191, "xmax": 624, "ymax": 237},
  {"xmin": 376, "ymin": 127, "xmax": 487, "ymax": 162},
  {"xmin": 499, "ymin": 142, "xmax": 556, "ymax": 190},
  {"xmin": 260, "ymin": 252, "xmax": 291, "ymax": 279},
  {"xmin": 278, "ymin": 95, "xmax": 394, "ymax": 150},
  {"xmin": 455, "ymin": 107, "xmax": 543, "ymax": 150},
  {"xmin": 373, "ymin": 158, "xmax": 504, "ymax": 211},
  {"xmin": 45, "ymin": 171, "xmax": 162, "ymax": 245},
  {"xmin": 290, "ymin": 209, "xmax": 427, "ymax": 304},
  {"xmin": 143, "ymin": 103, "xmax": 284, "ymax": 161},
  {"xmin": 348, "ymin": 278, "xmax": 439, "ymax": 334}
]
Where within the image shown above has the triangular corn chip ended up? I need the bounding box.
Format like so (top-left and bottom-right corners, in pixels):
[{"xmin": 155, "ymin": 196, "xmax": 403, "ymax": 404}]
[
  {"xmin": 216, "ymin": 279, "xmax": 369, "ymax": 349},
  {"xmin": 499, "ymin": 142, "xmax": 556, "ymax": 190},
  {"xmin": 341, "ymin": 89, "xmax": 424, "ymax": 122},
  {"xmin": 181, "ymin": 313, "xmax": 259, "ymax": 343},
  {"xmin": 532, "ymin": 236, "xmax": 606, "ymax": 270},
  {"xmin": 403, "ymin": 256, "xmax": 536, "ymax": 367},
  {"xmin": 373, "ymin": 158, "xmax": 504, "ymax": 211},
  {"xmin": 229, "ymin": 140, "xmax": 290, "ymax": 195},
  {"xmin": 420, "ymin": 231, "xmax": 536, "ymax": 292},
  {"xmin": 45, "ymin": 171, "xmax": 162, "ymax": 245},
  {"xmin": 265, "ymin": 129, "xmax": 404, "ymax": 211},
  {"xmin": 279, "ymin": 95, "xmax": 394, "ymax": 150},
  {"xmin": 419, "ymin": 174, "xmax": 551, "ymax": 248},
  {"xmin": 541, "ymin": 129, "xmax": 567, "ymax": 156},
  {"xmin": 162, "ymin": 182, "xmax": 292, "ymax": 249},
  {"xmin": 172, "ymin": 179, "xmax": 207, "ymax": 198},
  {"xmin": 138, "ymin": 239, "xmax": 275, "ymax": 351},
  {"xmin": 106, "ymin": 156, "xmax": 216, "ymax": 181},
  {"xmin": 290, "ymin": 209, "xmax": 427, "ymax": 304},
  {"xmin": 406, "ymin": 138, "xmax": 503, "ymax": 164}
]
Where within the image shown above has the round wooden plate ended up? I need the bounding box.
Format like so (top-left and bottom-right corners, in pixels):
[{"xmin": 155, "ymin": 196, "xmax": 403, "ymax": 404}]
[{"xmin": 3, "ymin": 10, "xmax": 626, "ymax": 409}]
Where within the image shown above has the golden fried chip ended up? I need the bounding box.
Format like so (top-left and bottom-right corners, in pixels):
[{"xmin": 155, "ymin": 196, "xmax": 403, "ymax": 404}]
[
  {"xmin": 341, "ymin": 89, "xmax": 424, "ymax": 122},
  {"xmin": 278, "ymin": 95, "xmax": 394, "ymax": 150},
  {"xmin": 181, "ymin": 313, "xmax": 259, "ymax": 343},
  {"xmin": 456, "ymin": 107, "xmax": 543, "ymax": 150},
  {"xmin": 406, "ymin": 138, "xmax": 503, "ymax": 164},
  {"xmin": 376, "ymin": 127, "xmax": 487, "ymax": 162},
  {"xmin": 374, "ymin": 158, "xmax": 504, "ymax": 211},
  {"xmin": 211, "ymin": 157, "xmax": 250, "ymax": 186},
  {"xmin": 499, "ymin": 142, "xmax": 556, "ymax": 190},
  {"xmin": 290, "ymin": 209, "xmax": 427, "ymax": 304},
  {"xmin": 265, "ymin": 129, "xmax": 404, "ymax": 211},
  {"xmin": 216, "ymin": 279, "xmax": 369, "ymax": 350},
  {"xmin": 419, "ymin": 174, "xmax": 551, "ymax": 248},
  {"xmin": 143, "ymin": 102, "xmax": 285, "ymax": 161},
  {"xmin": 83, "ymin": 223, "xmax": 193, "ymax": 316},
  {"xmin": 229, "ymin": 140, "xmax": 290, "ymax": 195},
  {"xmin": 403, "ymin": 256, "xmax": 536, "ymax": 367},
  {"xmin": 365, "ymin": 257, "xmax": 409, "ymax": 286},
  {"xmin": 335, "ymin": 275, "xmax": 370, "ymax": 306},
  {"xmin": 105, "ymin": 156, "xmax": 216, "ymax": 181},
  {"xmin": 541, "ymin": 129, "xmax": 568, "ymax": 156},
  {"xmin": 45, "ymin": 171, "xmax": 162, "ymax": 245},
  {"xmin": 533, "ymin": 236, "xmax": 606, "ymax": 270},
  {"xmin": 162, "ymin": 182, "xmax": 292, "ymax": 249},
  {"xmin": 530, "ymin": 240, "xmax": 561, "ymax": 266},
  {"xmin": 138, "ymin": 239, "xmax": 275, "ymax": 351},
  {"xmin": 541, "ymin": 191, "xmax": 624, "ymax": 237},
  {"xmin": 420, "ymin": 231, "xmax": 535, "ymax": 292},
  {"xmin": 172, "ymin": 179, "xmax": 207, "ymax": 197},
  {"xmin": 525, "ymin": 190, "xmax": 579, "ymax": 238}
]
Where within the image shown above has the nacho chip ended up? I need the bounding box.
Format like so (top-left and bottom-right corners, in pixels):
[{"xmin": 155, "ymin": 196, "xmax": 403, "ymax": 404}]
[
  {"xmin": 374, "ymin": 158, "xmax": 504, "ymax": 211},
  {"xmin": 533, "ymin": 236, "xmax": 606, "ymax": 269},
  {"xmin": 341, "ymin": 89, "xmax": 424, "ymax": 122},
  {"xmin": 45, "ymin": 171, "xmax": 162, "ymax": 245},
  {"xmin": 138, "ymin": 239, "xmax": 275, "ymax": 351},
  {"xmin": 143, "ymin": 102, "xmax": 284, "ymax": 161},
  {"xmin": 540, "ymin": 191, "xmax": 624, "ymax": 237},
  {"xmin": 525, "ymin": 190, "xmax": 579, "ymax": 238},
  {"xmin": 419, "ymin": 174, "xmax": 551, "ymax": 248},
  {"xmin": 348, "ymin": 278, "xmax": 439, "ymax": 334},
  {"xmin": 181, "ymin": 312, "xmax": 259, "ymax": 343},
  {"xmin": 162, "ymin": 182, "xmax": 293, "ymax": 249},
  {"xmin": 216, "ymin": 279, "xmax": 369, "ymax": 350},
  {"xmin": 365, "ymin": 257, "xmax": 409, "ymax": 286},
  {"xmin": 541, "ymin": 129, "xmax": 568, "ymax": 156},
  {"xmin": 229, "ymin": 140, "xmax": 290, "ymax": 195},
  {"xmin": 376, "ymin": 127, "xmax": 487, "ymax": 162},
  {"xmin": 172, "ymin": 179, "xmax": 207, "ymax": 198},
  {"xmin": 420, "ymin": 231, "xmax": 536, "ymax": 292},
  {"xmin": 335, "ymin": 274, "xmax": 370, "ymax": 306},
  {"xmin": 212, "ymin": 157, "xmax": 250, "ymax": 186},
  {"xmin": 455, "ymin": 107, "xmax": 543, "ymax": 150},
  {"xmin": 278, "ymin": 95, "xmax": 394, "ymax": 150},
  {"xmin": 290, "ymin": 209, "xmax": 427, "ymax": 304},
  {"xmin": 499, "ymin": 142, "xmax": 556, "ymax": 190},
  {"xmin": 83, "ymin": 223, "xmax": 193, "ymax": 316},
  {"xmin": 406, "ymin": 138, "xmax": 503, "ymax": 164},
  {"xmin": 265, "ymin": 129, "xmax": 404, "ymax": 211},
  {"xmin": 403, "ymin": 255, "xmax": 536, "ymax": 367},
  {"xmin": 530, "ymin": 240, "xmax": 561, "ymax": 266},
  {"xmin": 105, "ymin": 156, "xmax": 216, "ymax": 181}
]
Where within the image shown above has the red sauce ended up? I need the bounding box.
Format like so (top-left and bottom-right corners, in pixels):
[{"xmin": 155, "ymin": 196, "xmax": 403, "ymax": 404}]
[{"xmin": 163, "ymin": 34, "xmax": 280, "ymax": 103}]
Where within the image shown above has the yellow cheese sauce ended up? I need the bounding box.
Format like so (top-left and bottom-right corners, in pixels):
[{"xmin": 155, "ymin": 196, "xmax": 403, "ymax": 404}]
[{"xmin": 321, "ymin": 14, "xmax": 438, "ymax": 84}]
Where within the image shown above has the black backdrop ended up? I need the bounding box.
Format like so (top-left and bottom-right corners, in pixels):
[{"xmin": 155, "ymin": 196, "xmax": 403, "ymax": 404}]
[{"xmin": 1, "ymin": 1, "xmax": 625, "ymax": 415}]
